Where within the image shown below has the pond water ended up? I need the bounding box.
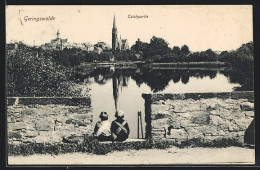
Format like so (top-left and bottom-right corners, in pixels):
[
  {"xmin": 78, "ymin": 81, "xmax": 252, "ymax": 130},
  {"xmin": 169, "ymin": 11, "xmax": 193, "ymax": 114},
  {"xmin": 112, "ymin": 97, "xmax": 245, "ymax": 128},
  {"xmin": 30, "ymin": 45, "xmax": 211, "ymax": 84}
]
[{"xmin": 74, "ymin": 66, "xmax": 252, "ymax": 139}]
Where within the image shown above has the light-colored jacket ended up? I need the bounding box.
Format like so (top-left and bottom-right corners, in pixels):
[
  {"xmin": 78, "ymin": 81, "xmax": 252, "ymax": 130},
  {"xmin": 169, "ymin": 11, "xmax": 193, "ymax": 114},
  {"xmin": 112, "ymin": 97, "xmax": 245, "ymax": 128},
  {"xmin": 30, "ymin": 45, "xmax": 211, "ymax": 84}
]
[{"xmin": 94, "ymin": 120, "xmax": 111, "ymax": 137}]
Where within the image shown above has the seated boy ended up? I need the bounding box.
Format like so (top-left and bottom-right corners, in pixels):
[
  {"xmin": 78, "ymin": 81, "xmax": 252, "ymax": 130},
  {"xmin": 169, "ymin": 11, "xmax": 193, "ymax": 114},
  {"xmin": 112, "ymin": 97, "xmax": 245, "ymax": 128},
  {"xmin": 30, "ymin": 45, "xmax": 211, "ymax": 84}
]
[{"xmin": 93, "ymin": 112, "xmax": 112, "ymax": 141}]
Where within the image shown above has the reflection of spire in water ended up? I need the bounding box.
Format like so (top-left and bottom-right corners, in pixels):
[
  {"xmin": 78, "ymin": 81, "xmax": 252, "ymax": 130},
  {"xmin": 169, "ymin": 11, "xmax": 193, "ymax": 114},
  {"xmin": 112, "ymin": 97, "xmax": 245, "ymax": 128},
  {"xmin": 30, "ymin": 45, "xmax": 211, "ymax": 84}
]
[
  {"xmin": 123, "ymin": 76, "xmax": 128, "ymax": 87},
  {"xmin": 112, "ymin": 73, "xmax": 119, "ymax": 111}
]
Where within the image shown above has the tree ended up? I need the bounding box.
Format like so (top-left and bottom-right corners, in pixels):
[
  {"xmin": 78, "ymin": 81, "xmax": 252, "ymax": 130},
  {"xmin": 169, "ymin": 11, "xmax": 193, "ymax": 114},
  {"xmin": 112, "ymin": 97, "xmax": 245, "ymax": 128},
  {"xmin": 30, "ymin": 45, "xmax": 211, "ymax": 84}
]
[
  {"xmin": 143, "ymin": 36, "xmax": 171, "ymax": 59},
  {"xmin": 180, "ymin": 45, "xmax": 190, "ymax": 56},
  {"xmin": 131, "ymin": 38, "xmax": 148, "ymax": 53},
  {"xmin": 172, "ymin": 46, "xmax": 181, "ymax": 55},
  {"xmin": 204, "ymin": 49, "xmax": 217, "ymax": 61},
  {"xmin": 7, "ymin": 44, "xmax": 67, "ymax": 96}
]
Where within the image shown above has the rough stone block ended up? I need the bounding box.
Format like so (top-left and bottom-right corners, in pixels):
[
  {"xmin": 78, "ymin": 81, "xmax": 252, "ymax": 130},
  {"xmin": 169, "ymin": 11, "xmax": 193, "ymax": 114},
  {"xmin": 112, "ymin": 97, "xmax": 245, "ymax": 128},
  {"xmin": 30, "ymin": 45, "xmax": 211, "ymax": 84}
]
[
  {"xmin": 170, "ymin": 104, "xmax": 190, "ymax": 113},
  {"xmin": 234, "ymin": 118, "xmax": 254, "ymax": 131},
  {"xmin": 7, "ymin": 117, "xmax": 15, "ymax": 123},
  {"xmin": 202, "ymin": 126, "xmax": 222, "ymax": 136},
  {"xmin": 210, "ymin": 115, "xmax": 229, "ymax": 127},
  {"xmin": 151, "ymin": 118, "xmax": 170, "ymax": 129},
  {"xmin": 24, "ymin": 130, "xmax": 38, "ymax": 138},
  {"xmin": 244, "ymin": 111, "xmax": 254, "ymax": 117},
  {"xmin": 22, "ymin": 138, "xmax": 36, "ymax": 144},
  {"xmin": 228, "ymin": 121, "xmax": 240, "ymax": 132},
  {"xmin": 9, "ymin": 122, "xmax": 27, "ymax": 131},
  {"xmin": 70, "ymin": 114, "xmax": 92, "ymax": 120},
  {"xmin": 191, "ymin": 112, "xmax": 210, "ymax": 125},
  {"xmin": 240, "ymin": 102, "xmax": 254, "ymax": 111},
  {"xmin": 35, "ymin": 120, "xmax": 53, "ymax": 131},
  {"xmin": 185, "ymin": 127, "xmax": 204, "ymax": 139},
  {"xmin": 65, "ymin": 118, "xmax": 89, "ymax": 127},
  {"xmin": 225, "ymin": 131, "xmax": 245, "ymax": 138},
  {"xmin": 8, "ymin": 131, "xmax": 22, "ymax": 139},
  {"xmin": 209, "ymin": 109, "xmax": 221, "ymax": 116},
  {"xmin": 220, "ymin": 110, "xmax": 245, "ymax": 120},
  {"xmin": 180, "ymin": 119, "xmax": 190, "ymax": 128},
  {"xmin": 188, "ymin": 103, "xmax": 206, "ymax": 112},
  {"xmin": 151, "ymin": 111, "xmax": 172, "ymax": 120},
  {"xmin": 166, "ymin": 128, "xmax": 188, "ymax": 139},
  {"xmin": 151, "ymin": 104, "xmax": 170, "ymax": 114},
  {"xmin": 21, "ymin": 108, "xmax": 39, "ymax": 115}
]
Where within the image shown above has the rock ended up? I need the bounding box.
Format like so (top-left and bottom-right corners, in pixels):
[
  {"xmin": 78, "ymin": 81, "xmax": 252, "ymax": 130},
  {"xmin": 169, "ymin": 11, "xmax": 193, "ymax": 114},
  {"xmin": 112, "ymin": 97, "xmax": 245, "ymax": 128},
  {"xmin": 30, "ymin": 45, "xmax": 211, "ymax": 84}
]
[
  {"xmin": 35, "ymin": 120, "xmax": 53, "ymax": 131},
  {"xmin": 228, "ymin": 121, "xmax": 240, "ymax": 132},
  {"xmin": 166, "ymin": 128, "xmax": 188, "ymax": 140},
  {"xmin": 21, "ymin": 108, "xmax": 39, "ymax": 116},
  {"xmin": 70, "ymin": 114, "xmax": 92, "ymax": 120},
  {"xmin": 240, "ymin": 102, "xmax": 254, "ymax": 111},
  {"xmin": 151, "ymin": 111, "xmax": 172, "ymax": 120},
  {"xmin": 22, "ymin": 138, "xmax": 36, "ymax": 144},
  {"xmin": 191, "ymin": 113, "xmax": 210, "ymax": 125},
  {"xmin": 225, "ymin": 131, "xmax": 245, "ymax": 139},
  {"xmin": 209, "ymin": 110, "xmax": 221, "ymax": 116},
  {"xmin": 151, "ymin": 118, "xmax": 169, "ymax": 129},
  {"xmin": 180, "ymin": 119, "xmax": 190, "ymax": 128},
  {"xmin": 9, "ymin": 122, "xmax": 27, "ymax": 131},
  {"xmin": 220, "ymin": 110, "xmax": 245, "ymax": 120},
  {"xmin": 24, "ymin": 130, "xmax": 38, "ymax": 138},
  {"xmin": 174, "ymin": 112, "xmax": 192, "ymax": 119},
  {"xmin": 185, "ymin": 127, "xmax": 204, "ymax": 139},
  {"xmin": 170, "ymin": 104, "xmax": 190, "ymax": 113},
  {"xmin": 202, "ymin": 126, "xmax": 221, "ymax": 136},
  {"xmin": 62, "ymin": 124, "xmax": 75, "ymax": 131},
  {"xmin": 65, "ymin": 118, "xmax": 89, "ymax": 127},
  {"xmin": 152, "ymin": 104, "xmax": 170, "ymax": 114},
  {"xmin": 234, "ymin": 118, "xmax": 254, "ymax": 131},
  {"xmin": 169, "ymin": 120, "xmax": 181, "ymax": 129},
  {"xmin": 7, "ymin": 117, "xmax": 15, "ymax": 123},
  {"xmin": 8, "ymin": 131, "xmax": 22, "ymax": 139},
  {"xmin": 188, "ymin": 103, "xmax": 205, "ymax": 112},
  {"xmin": 15, "ymin": 117, "xmax": 23, "ymax": 122},
  {"xmin": 210, "ymin": 115, "xmax": 229, "ymax": 127},
  {"xmin": 244, "ymin": 111, "xmax": 254, "ymax": 117}
]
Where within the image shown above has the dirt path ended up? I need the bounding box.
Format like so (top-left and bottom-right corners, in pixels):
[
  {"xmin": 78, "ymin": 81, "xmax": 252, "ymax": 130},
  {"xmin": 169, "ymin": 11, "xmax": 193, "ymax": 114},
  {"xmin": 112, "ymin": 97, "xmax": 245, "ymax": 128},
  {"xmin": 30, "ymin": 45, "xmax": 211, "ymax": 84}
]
[{"xmin": 8, "ymin": 146, "xmax": 254, "ymax": 165}]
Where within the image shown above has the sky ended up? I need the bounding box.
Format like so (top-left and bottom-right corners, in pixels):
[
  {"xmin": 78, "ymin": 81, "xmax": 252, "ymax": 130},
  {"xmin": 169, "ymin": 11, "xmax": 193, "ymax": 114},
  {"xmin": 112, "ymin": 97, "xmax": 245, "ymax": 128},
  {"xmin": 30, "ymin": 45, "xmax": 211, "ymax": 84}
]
[{"xmin": 6, "ymin": 5, "xmax": 253, "ymax": 52}]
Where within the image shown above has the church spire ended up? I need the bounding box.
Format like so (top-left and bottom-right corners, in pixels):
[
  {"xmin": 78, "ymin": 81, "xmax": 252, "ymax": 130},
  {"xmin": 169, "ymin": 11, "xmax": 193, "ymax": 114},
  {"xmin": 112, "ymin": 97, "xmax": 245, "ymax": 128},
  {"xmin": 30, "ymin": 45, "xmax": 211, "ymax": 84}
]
[
  {"xmin": 57, "ymin": 28, "xmax": 60, "ymax": 39},
  {"xmin": 113, "ymin": 14, "xmax": 117, "ymax": 30}
]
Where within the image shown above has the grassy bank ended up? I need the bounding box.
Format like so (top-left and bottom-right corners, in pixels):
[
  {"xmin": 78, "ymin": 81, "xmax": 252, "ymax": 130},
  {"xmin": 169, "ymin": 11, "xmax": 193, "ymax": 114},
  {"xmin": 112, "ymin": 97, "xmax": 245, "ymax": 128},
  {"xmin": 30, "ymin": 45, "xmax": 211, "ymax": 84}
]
[{"xmin": 8, "ymin": 136, "xmax": 245, "ymax": 156}]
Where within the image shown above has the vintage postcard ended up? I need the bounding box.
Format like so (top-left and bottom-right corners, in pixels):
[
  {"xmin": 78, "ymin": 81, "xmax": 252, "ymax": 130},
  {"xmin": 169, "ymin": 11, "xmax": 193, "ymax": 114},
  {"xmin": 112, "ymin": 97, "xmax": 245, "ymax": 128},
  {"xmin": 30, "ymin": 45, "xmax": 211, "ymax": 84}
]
[{"xmin": 6, "ymin": 5, "xmax": 254, "ymax": 165}]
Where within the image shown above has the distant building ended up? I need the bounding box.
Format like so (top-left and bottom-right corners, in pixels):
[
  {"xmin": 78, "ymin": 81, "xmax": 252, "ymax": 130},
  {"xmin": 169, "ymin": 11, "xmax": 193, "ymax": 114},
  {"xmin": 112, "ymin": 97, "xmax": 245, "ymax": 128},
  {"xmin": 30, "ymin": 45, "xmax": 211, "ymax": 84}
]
[
  {"xmin": 93, "ymin": 47, "xmax": 103, "ymax": 54},
  {"xmin": 50, "ymin": 29, "xmax": 68, "ymax": 50},
  {"xmin": 112, "ymin": 15, "xmax": 129, "ymax": 51},
  {"xmin": 94, "ymin": 41, "xmax": 111, "ymax": 51}
]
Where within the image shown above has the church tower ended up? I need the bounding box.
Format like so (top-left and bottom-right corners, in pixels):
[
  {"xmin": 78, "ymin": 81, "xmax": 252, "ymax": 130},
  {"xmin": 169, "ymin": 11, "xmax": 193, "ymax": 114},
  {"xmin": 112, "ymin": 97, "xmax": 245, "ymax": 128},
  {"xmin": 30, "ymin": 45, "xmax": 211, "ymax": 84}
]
[
  {"xmin": 112, "ymin": 15, "xmax": 118, "ymax": 50},
  {"xmin": 57, "ymin": 29, "xmax": 60, "ymax": 39}
]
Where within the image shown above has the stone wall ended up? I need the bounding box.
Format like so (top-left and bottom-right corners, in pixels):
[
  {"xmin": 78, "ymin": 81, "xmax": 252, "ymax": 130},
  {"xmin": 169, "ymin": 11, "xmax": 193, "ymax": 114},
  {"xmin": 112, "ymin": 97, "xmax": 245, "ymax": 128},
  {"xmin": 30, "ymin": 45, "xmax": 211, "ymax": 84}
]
[
  {"xmin": 142, "ymin": 92, "xmax": 254, "ymax": 144},
  {"xmin": 7, "ymin": 97, "xmax": 93, "ymax": 145}
]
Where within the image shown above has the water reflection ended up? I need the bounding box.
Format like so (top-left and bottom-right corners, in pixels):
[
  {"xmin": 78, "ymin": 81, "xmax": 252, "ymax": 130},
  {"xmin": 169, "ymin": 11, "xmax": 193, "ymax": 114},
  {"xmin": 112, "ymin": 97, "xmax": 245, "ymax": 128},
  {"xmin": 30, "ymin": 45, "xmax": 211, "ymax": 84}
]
[
  {"xmin": 73, "ymin": 66, "xmax": 252, "ymax": 138},
  {"xmin": 112, "ymin": 73, "xmax": 119, "ymax": 110},
  {"xmin": 74, "ymin": 67, "xmax": 250, "ymax": 92}
]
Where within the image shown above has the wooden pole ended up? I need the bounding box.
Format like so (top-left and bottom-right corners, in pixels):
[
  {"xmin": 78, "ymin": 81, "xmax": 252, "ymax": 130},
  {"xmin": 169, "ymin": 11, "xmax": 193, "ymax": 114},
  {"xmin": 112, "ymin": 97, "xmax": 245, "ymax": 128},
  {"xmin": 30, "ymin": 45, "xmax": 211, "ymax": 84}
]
[
  {"xmin": 140, "ymin": 112, "xmax": 144, "ymax": 139},
  {"xmin": 137, "ymin": 112, "xmax": 140, "ymax": 139}
]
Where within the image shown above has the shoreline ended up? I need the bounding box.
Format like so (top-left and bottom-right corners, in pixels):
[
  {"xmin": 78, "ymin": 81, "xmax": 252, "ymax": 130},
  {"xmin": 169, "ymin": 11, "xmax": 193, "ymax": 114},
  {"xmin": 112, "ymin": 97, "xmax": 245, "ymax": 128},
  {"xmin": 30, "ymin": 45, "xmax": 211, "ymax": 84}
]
[{"xmin": 79, "ymin": 61, "xmax": 232, "ymax": 70}]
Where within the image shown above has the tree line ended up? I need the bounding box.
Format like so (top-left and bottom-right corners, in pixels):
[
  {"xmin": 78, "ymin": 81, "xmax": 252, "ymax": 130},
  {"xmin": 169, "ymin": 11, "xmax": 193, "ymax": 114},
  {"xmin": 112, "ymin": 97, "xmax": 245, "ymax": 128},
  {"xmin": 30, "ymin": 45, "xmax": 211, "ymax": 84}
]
[
  {"xmin": 131, "ymin": 36, "xmax": 253, "ymax": 69},
  {"xmin": 52, "ymin": 35, "xmax": 253, "ymax": 70},
  {"xmin": 6, "ymin": 38, "xmax": 253, "ymax": 96}
]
